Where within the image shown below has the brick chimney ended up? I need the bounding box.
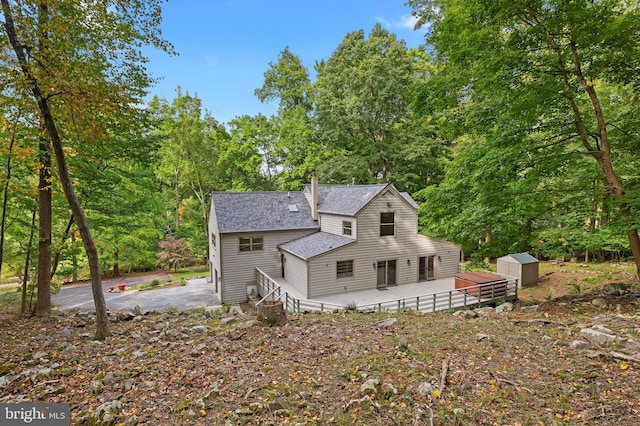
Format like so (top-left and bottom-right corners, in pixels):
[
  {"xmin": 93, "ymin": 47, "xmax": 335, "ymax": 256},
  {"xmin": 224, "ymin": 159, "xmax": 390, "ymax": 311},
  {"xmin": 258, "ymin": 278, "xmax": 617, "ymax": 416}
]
[{"xmin": 311, "ymin": 173, "xmax": 318, "ymax": 221}]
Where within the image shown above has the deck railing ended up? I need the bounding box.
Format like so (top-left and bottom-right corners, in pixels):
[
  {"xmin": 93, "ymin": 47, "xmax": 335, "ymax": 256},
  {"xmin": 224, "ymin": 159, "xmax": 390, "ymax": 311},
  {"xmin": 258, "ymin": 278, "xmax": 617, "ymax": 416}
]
[{"xmin": 255, "ymin": 268, "xmax": 518, "ymax": 314}]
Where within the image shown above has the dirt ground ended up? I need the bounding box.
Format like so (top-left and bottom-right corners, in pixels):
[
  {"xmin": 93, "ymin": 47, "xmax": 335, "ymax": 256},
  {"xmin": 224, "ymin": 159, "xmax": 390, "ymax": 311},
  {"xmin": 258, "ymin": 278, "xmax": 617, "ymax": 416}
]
[{"xmin": 1, "ymin": 270, "xmax": 639, "ymax": 425}]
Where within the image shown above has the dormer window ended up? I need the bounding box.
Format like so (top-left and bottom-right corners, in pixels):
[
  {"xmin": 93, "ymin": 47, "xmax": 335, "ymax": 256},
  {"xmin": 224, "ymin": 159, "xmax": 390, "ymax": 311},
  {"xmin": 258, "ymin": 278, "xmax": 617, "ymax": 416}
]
[{"xmin": 380, "ymin": 212, "xmax": 395, "ymax": 236}]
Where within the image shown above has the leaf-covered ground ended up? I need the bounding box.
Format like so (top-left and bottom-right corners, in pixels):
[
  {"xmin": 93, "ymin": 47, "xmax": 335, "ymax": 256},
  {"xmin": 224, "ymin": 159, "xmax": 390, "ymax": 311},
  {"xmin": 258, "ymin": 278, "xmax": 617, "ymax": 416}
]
[{"xmin": 1, "ymin": 277, "xmax": 640, "ymax": 425}]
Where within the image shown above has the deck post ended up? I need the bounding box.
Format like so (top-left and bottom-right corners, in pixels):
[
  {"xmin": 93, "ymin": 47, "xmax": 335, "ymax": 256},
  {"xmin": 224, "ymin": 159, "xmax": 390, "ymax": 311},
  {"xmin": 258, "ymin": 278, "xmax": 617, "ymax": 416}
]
[
  {"xmin": 448, "ymin": 291, "xmax": 452, "ymax": 309},
  {"xmin": 464, "ymin": 290, "xmax": 467, "ymax": 307},
  {"xmin": 416, "ymin": 297, "xmax": 420, "ymax": 311},
  {"xmin": 432, "ymin": 294, "xmax": 436, "ymax": 312}
]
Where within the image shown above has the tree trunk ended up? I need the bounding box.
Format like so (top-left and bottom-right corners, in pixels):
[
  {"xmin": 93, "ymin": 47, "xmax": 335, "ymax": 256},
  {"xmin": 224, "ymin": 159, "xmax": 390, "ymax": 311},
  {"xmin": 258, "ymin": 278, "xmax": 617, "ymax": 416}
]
[
  {"xmin": 51, "ymin": 214, "xmax": 74, "ymax": 278},
  {"xmin": 21, "ymin": 201, "xmax": 37, "ymax": 315},
  {"xmin": 0, "ymin": 133, "xmax": 14, "ymax": 277},
  {"xmin": 484, "ymin": 226, "xmax": 491, "ymax": 265},
  {"xmin": 256, "ymin": 300, "xmax": 287, "ymax": 326},
  {"xmin": 2, "ymin": 0, "xmax": 110, "ymax": 339},
  {"xmin": 36, "ymin": 133, "xmax": 52, "ymax": 318}
]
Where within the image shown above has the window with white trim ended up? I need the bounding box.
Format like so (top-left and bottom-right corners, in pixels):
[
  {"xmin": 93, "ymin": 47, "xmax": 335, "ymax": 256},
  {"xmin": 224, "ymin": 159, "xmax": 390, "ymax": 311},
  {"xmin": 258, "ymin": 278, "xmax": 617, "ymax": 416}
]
[
  {"xmin": 342, "ymin": 221, "xmax": 352, "ymax": 236},
  {"xmin": 380, "ymin": 212, "xmax": 395, "ymax": 236}
]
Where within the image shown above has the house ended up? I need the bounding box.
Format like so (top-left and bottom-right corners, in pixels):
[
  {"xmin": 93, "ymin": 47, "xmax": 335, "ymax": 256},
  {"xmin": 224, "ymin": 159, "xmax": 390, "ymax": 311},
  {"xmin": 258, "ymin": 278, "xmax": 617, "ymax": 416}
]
[{"xmin": 208, "ymin": 176, "xmax": 460, "ymax": 304}]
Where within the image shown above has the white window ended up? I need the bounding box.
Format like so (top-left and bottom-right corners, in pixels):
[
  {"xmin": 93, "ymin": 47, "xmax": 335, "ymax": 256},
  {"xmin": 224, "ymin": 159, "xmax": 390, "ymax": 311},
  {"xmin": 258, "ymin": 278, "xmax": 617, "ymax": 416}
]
[
  {"xmin": 342, "ymin": 221, "xmax": 352, "ymax": 236},
  {"xmin": 380, "ymin": 212, "xmax": 395, "ymax": 236}
]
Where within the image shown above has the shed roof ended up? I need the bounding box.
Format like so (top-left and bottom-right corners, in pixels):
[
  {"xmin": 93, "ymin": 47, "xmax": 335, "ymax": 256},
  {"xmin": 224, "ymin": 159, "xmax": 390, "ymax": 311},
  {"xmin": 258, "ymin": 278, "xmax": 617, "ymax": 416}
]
[
  {"xmin": 279, "ymin": 231, "xmax": 355, "ymax": 260},
  {"xmin": 211, "ymin": 192, "xmax": 319, "ymax": 233},
  {"xmin": 499, "ymin": 252, "xmax": 538, "ymax": 264}
]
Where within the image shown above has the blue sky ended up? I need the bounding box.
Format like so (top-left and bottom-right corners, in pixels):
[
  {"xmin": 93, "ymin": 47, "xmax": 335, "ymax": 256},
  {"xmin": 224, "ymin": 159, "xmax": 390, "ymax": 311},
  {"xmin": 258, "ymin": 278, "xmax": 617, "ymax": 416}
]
[{"xmin": 144, "ymin": 0, "xmax": 426, "ymax": 124}]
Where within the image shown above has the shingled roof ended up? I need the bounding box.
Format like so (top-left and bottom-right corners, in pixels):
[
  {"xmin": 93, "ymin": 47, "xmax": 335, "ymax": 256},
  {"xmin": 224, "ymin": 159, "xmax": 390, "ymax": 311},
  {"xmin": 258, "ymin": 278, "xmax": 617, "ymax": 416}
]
[
  {"xmin": 211, "ymin": 192, "xmax": 319, "ymax": 233},
  {"xmin": 279, "ymin": 231, "xmax": 355, "ymax": 260},
  {"xmin": 306, "ymin": 184, "xmax": 418, "ymax": 215}
]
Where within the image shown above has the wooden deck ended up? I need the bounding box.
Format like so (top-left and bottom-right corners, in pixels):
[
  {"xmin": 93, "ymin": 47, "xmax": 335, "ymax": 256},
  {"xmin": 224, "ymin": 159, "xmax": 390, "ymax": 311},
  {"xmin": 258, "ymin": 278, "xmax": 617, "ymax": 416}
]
[{"xmin": 256, "ymin": 268, "xmax": 517, "ymax": 314}]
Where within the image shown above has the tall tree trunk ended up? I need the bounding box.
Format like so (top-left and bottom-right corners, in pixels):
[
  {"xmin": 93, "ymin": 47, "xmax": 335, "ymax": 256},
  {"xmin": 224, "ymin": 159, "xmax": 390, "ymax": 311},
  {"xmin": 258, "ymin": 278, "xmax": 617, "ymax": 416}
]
[
  {"xmin": 36, "ymin": 132, "xmax": 52, "ymax": 317},
  {"xmin": 51, "ymin": 214, "xmax": 74, "ymax": 278},
  {"xmin": 2, "ymin": 0, "xmax": 110, "ymax": 339},
  {"xmin": 484, "ymin": 226, "xmax": 491, "ymax": 265},
  {"xmin": 21, "ymin": 200, "xmax": 37, "ymax": 315},
  {"xmin": 0, "ymin": 131, "xmax": 15, "ymax": 276}
]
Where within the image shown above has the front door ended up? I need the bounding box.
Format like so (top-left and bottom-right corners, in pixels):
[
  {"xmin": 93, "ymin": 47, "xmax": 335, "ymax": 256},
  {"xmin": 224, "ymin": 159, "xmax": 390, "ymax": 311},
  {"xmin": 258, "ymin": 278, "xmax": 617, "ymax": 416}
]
[
  {"xmin": 418, "ymin": 256, "xmax": 436, "ymax": 282},
  {"xmin": 377, "ymin": 260, "xmax": 397, "ymax": 288}
]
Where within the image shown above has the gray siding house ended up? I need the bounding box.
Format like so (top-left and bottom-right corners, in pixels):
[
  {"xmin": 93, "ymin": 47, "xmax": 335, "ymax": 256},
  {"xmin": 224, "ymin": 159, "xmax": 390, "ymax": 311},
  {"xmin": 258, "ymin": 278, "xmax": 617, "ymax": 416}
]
[{"xmin": 208, "ymin": 176, "xmax": 460, "ymax": 303}]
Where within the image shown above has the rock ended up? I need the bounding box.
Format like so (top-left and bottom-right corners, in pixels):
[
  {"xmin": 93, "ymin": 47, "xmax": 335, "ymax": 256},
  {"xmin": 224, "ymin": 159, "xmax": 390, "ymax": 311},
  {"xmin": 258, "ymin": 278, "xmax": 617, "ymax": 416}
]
[
  {"xmin": 60, "ymin": 327, "xmax": 74, "ymax": 338},
  {"xmin": 495, "ymin": 302, "xmax": 514, "ymax": 314},
  {"xmin": 416, "ymin": 382, "xmax": 434, "ymax": 397},
  {"xmin": 273, "ymin": 409, "xmax": 291, "ymax": 418},
  {"xmin": 269, "ymin": 397, "xmax": 288, "ymax": 412},
  {"xmin": 592, "ymin": 325, "xmax": 615, "ymax": 335},
  {"xmin": 203, "ymin": 383, "xmax": 221, "ymax": 399},
  {"xmin": 474, "ymin": 307, "xmax": 495, "ymax": 317},
  {"xmin": 603, "ymin": 283, "xmax": 629, "ymax": 295},
  {"xmin": 520, "ymin": 305, "xmax": 539, "ymax": 313},
  {"xmin": 90, "ymin": 379, "xmax": 103, "ymax": 395},
  {"xmin": 132, "ymin": 350, "xmax": 147, "ymax": 358},
  {"xmin": 376, "ymin": 318, "xmax": 398, "ymax": 328},
  {"xmin": 191, "ymin": 344, "xmax": 207, "ymax": 356},
  {"xmin": 92, "ymin": 400, "xmax": 124, "ymax": 424},
  {"xmin": 190, "ymin": 325, "xmax": 209, "ymax": 335},
  {"xmin": 16, "ymin": 344, "xmax": 30, "ymax": 354},
  {"xmin": 570, "ymin": 340, "xmax": 589, "ymax": 350},
  {"xmin": 32, "ymin": 351, "xmax": 48, "ymax": 360},
  {"xmin": 360, "ymin": 378, "xmax": 380, "ymax": 395},
  {"xmin": 382, "ymin": 383, "xmax": 398, "ymax": 398},
  {"xmin": 0, "ymin": 375, "xmax": 16, "ymax": 389},
  {"xmin": 124, "ymin": 378, "xmax": 136, "ymax": 391},
  {"xmin": 116, "ymin": 311, "xmax": 135, "ymax": 322},
  {"xmin": 455, "ymin": 310, "xmax": 478, "ymax": 319},
  {"xmin": 476, "ymin": 333, "xmax": 491, "ymax": 342},
  {"xmin": 220, "ymin": 317, "xmax": 236, "ymax": 325},
  {"xmin": 345, "ymin": 395, "xmax": 373, "ymax": 410},
  {"xmin": 591, "ymin": 298, "xmax": 607, "ymax": 307},
  {"xmin": 579, "ymin": 327, "xmax": 617, "ymax": 345},
  {"xmin": 249, "ymin": 402, "xmax": 265, "ymax": 413}
]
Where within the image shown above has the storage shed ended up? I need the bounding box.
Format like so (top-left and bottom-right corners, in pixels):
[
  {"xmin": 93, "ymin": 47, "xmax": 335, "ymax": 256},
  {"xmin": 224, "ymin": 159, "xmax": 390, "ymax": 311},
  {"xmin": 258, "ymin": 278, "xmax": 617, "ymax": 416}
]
[{"xmin": 497, "ymin": 252, "xmax": 539, "ymax": 288}]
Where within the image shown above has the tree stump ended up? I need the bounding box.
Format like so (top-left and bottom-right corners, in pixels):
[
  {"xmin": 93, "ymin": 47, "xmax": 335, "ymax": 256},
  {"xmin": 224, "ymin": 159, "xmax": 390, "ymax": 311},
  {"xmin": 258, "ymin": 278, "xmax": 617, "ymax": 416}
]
[{"xmin": 256, "ymin": 300, "xmax": 287, "ymax": 326}]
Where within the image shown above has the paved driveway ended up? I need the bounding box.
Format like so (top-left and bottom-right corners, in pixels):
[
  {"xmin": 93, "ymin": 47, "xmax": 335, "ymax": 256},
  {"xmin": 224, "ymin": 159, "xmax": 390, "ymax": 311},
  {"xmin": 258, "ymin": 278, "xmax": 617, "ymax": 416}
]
[{"xmin": 52, "ymin": 278, "xmax": 221, "ymax": 312}]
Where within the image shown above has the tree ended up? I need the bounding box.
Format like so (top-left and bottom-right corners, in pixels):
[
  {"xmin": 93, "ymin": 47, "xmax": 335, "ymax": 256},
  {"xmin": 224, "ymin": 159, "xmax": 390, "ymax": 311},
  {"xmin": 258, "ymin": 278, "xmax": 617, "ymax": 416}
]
[
  {"xmin": 410, "ymin": 0, "xmax": 640, "ymax": 276},
  {"xmin": 1, "ymin": 0, "xmax": 172, "ymax": 338},
  {"xmin": 255, "ymin": 47, "xmax": 322, "ymax": 190},
  {"xmin": 156, "ymin": 236, "xmax": 195, "ymax": 272},
  {"xmin": 314, "ymin": 24, "xmax": 415, "ymax": 183}
]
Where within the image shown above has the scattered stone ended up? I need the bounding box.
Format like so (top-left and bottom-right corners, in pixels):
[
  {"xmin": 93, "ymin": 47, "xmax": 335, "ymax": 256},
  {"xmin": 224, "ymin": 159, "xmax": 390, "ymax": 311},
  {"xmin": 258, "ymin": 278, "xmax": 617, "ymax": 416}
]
[
  {"xmin": 476, "ymin": 333, "xmax": 491, "ymax": 342},
  {"xmin": 190, "ymin": 325, "xmax": 209, "ymax": 335},
  {"xmin": 92, "ymin": 400, "xmax": 124, "ymax": 424},
  {"xmin": 381, "ymin": 383, "xmax": 398, "ymax": 398},
  {"xmin": 579, "ymin": 327, "xmax": 617, "ymax": 345},
  {"xmin": 60, "ymin": 327, "xmax": 74, "ymax": 338},
  {"xmin": 376, "ymin": 318, "xmax": 398, "ymax": 328},
  {"xmin": 203, "ymin": 383, "xmax": 221, "ymax": 399},
  {"xmin": 32, "ymin": 351, "xmax": 48, "ymax": 360},
  {"xmin": 360, "ymin": 378, "xmax": 380, "ymax": 395},
  {"xmin": 116, "ymin": 311, "xmax": 136, "ymax": 322},
  {"xmin": 90, "ymin": 379, "xmax": 103, "ymax": 395},
  {"xmin": 416, "ymin": 382, "xmax": 434, "ymax": 397},
  {"xmin": 124, "ymin": 378, "xmax": 136, "ymax": 391},
  {"xmin": 591, "ymin": 298, "xmax": 607, "ymax": 308},
  {"xmin": 521, "ymin": 305, "xmax": 539, "ymax": 313},
  {"xmin": 16, "ymin": 345, "xmax": 30, "ymax": 354},
  {"xmin": 570, "ymin": 340, "xmax": 589, "ymax": 350},
  {"xmin": 273, "ymin": 409, "xmax": 291, "ymax": 418},
  {"xmin": 603, "ymin": 283, "xmax": 629, "ymax": 295},
  {"xmin": 455, "ymin": 310, "xmax": 478, "ymax": 319},
  {"xmin": 345, "ymin": 395, "xmax": 373, "ymax": 410},
  {"xmin": 249, "ymin": 402, "xmax": 264, "ymax": 413},
  {"xmin": 474, "ymin": 307, "xmax": 495, "ymax": 317},
  {"xmin": 495, "ymin": 302, "xmax": 514, "ymax": 314},
  {"xmin": 220, "ymin": 317, "xmax": 236, "ymax": 325},
  {"xmin": 132, "ymin": 350, "xmax": 148, "ymax": 358}
]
